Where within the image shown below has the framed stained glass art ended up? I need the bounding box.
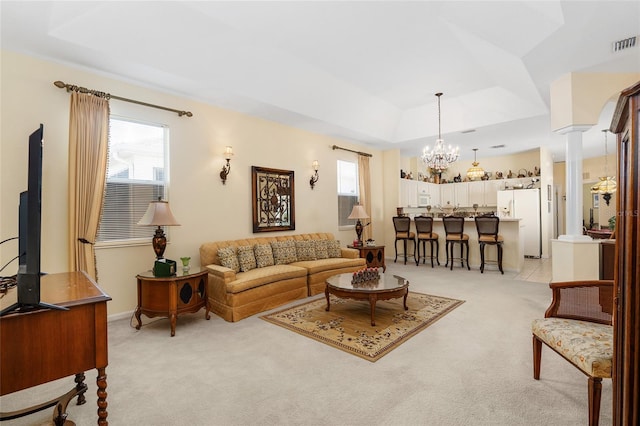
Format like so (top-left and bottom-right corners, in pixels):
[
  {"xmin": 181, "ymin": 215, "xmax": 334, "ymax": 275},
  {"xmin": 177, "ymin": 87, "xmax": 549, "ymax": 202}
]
[{"xmin": 252, "ymin": 166, "xmax": 295, "ymax": 233}]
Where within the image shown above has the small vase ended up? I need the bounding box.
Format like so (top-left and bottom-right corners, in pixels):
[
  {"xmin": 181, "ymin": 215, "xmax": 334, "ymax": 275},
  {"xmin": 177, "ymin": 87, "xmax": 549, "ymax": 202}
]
[{"xmin": 180, "ymin": 257, "xmax": 191, "ymax": 272}]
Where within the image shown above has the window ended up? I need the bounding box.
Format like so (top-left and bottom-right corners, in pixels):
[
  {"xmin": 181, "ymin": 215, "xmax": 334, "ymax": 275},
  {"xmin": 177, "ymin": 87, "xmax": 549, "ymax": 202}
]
[
  {"xmin": 97, "ymin": 118, "xmax": 169, "ymax": 243},
  {"xmin": 337, "ymin": 160, "xmax": 359, "ymax": 227}
]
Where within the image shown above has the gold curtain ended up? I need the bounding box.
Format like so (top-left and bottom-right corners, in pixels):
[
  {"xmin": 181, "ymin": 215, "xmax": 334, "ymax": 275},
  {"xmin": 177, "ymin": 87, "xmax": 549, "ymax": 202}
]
[
  {"xmin": 358, "ymin": 155, "xmax": 372, "ymax": 241},
  {"xmin": 68, "ymin": 92, "xmax": 110, "ymax": 280}
]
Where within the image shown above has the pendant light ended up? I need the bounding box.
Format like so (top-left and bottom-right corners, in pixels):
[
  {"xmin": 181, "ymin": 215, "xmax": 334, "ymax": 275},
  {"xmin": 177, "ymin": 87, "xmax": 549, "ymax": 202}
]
[
  {"xmin": 421, "ymin": 92, "xmax": 459, "ymax": 172},
  {"xmin": 466, "ymin": 148, "xmax": 485, "ymax": 180},
  {"xmin": 590, "ymin": 129, "xmax": 616, "ymax": 206}
]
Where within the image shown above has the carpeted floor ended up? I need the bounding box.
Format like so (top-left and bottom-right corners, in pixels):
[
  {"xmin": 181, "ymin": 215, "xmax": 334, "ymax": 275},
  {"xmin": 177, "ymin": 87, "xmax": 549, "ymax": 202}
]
[
  {"xmin": 261, "ymin": 292, "xmax": 464, "ymax": 361},
  {"xmin": 1, "ymin": 261, "xmax": 612, "ymax": 426}
]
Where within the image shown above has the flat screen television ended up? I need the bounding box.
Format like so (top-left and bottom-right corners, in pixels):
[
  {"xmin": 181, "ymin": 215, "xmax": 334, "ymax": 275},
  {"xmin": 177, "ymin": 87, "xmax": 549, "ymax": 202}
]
[{"xmin": 1, "ymin": 124, "xmax": 65, "ymax": 316}]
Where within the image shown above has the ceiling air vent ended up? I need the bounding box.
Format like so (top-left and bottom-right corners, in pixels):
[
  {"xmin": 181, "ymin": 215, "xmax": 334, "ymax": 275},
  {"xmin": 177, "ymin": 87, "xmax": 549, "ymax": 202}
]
[
  {"xmin": 613, "ymin": 36, "xmax": 637, "ymax": 52},
  {"xmin": 490, "ymin": 144, "xmax": 505, "ymax": 149}
]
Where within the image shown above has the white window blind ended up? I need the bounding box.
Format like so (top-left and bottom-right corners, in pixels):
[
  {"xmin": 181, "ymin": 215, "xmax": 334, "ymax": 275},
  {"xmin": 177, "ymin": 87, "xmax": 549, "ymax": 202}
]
[
  {"xmin": 97, "ymin": 118, "xmax": 168, "ymax": 243},
  {"xmin": 337, "ymin": 160, "xmax": 359, "ymax": 227}
]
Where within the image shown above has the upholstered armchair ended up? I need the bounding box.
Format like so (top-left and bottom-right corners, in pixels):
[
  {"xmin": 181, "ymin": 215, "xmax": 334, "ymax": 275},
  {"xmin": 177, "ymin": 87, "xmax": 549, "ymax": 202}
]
[{"xmin": 531, "ymin": 280, "xmax": 613, "ymax": 426}]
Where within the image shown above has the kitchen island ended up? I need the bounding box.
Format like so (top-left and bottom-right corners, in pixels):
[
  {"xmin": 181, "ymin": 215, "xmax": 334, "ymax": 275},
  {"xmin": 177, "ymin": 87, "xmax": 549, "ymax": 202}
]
[{"xmin": 407, "ymin": 217, "xmax": 524, "ymax": 272}]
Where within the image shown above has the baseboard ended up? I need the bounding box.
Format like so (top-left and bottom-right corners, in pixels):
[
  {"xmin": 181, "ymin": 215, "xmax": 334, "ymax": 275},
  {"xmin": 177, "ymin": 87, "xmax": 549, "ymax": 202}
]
[{"xmin": 108, "ymin": 310, "xmax": 135, "ymax": 322}]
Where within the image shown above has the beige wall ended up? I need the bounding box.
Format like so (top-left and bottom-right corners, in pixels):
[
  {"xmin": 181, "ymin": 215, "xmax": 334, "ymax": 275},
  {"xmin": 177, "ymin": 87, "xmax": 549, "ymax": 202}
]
[
  {"xmin": 550, "ymin": 72, "xmax": 640, "ymax": 130},
  {"xmin": 407, "ymin": 149, "xmax": 542, "ymax": 183},
  {"xmin": 0, "ymin": 50, "xmax": 385, "ymax": 316}
]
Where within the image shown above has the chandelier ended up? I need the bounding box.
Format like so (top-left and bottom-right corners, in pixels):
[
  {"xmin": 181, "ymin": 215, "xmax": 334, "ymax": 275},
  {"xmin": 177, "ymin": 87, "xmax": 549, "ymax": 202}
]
[
  {"xmin": 421, "ymin": 92, "xmax": 459, "ymax": 172},
  {"xmin": 466, "ymin": 148, "xmax": 485, "ymax": 180},
  {"xmin": 590, "ymin": 129, "xmax": 616, "ymax": 206}
]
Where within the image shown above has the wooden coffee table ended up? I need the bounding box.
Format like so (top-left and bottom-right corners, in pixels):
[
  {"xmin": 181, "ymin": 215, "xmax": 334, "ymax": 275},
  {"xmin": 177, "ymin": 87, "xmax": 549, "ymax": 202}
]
[{"xmin": 325, "ymin": 273, "xmax": 409, "ymax": 326}]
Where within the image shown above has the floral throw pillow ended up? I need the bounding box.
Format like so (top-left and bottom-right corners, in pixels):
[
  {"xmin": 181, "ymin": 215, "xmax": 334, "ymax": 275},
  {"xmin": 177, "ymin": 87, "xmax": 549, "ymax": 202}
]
[
  {"xmin": 254, "ymin": 244, "xmax": 274, "ymax": 268},
  {"xmin": 237, "ymin": 245, "xmax": 257, "ymax": 272},
  {"xmin": 218, "ymin": 246, "xmax": 240, "ymax": 273},
  {"xmin": 327, "ymin": 240, "xmax": 342, "ymax": 258},
  {"xmin": 271, "ymin": 240, "xmax": 297, "ymax": 265},
  {"xmin": 295, "ymin": 240, "xmax": 316, "ymax": 261},
  {"xmin": 314, "ymin": 239, "xmax": 328, "ymax": 259}
]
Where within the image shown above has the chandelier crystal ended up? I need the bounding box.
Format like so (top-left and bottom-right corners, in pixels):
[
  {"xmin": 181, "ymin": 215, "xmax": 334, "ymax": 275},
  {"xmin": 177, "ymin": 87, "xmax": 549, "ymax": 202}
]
[
  {"xmin": 590, "ymin": 129, "xmax": 616, "ymax": 206},
  {"xmin": 466, "ymin": 148, "xmax": 485, "ymax": 180},
  {"xmin": 421, "ymin": 92, "xmax": 459, "ymax": 172}
]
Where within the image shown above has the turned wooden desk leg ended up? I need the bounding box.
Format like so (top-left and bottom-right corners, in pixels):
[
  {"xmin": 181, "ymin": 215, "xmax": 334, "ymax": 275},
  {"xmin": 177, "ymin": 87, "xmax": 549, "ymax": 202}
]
[
  {"xmin": 97, "ymin": 367, "xmax": 108, "ymax": 425},
  {"xmin": 75, "ymin": 372, "xmax": 86, "ymax": 405}
]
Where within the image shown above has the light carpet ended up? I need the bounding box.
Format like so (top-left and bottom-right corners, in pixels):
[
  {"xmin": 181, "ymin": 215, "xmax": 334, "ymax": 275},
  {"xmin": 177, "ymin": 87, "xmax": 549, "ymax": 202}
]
[
  {"xmin": 1, "ymin": 261, "xmax": 612, "ymax": 426},
  {"xmin": 261, "ymin": 292, "xmax": 464, "ymax": 362}
]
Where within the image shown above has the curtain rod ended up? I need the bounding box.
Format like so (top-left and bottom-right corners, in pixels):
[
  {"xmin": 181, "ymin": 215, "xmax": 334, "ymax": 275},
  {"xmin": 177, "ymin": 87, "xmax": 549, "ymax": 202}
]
[
  {"xmin": 53, "ymin": 81, "xmax": 193, "ymax": 117},
  {"xmin": 332, "ymin": 144, "xmax": 372, "ymax": 157}
]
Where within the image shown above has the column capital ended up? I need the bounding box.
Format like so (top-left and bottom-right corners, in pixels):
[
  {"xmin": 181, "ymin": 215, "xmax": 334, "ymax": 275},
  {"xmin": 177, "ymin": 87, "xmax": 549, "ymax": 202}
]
[{"xmin": 554, "ymin": 124, "xmax": 592, "ymax": 135}]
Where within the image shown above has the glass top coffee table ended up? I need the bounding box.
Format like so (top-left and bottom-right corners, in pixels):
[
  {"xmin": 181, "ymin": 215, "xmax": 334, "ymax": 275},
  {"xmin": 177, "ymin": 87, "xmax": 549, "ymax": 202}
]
[{"xmin": 325, "ymin": 272, "xmax": 409, "ymax": 326}]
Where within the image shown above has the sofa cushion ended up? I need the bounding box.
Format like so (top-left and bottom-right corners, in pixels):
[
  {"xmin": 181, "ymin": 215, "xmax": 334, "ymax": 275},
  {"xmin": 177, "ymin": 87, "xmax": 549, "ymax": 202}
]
[
  {"xmin": 227, "ymin": 264, "xmax": 307, "ymax": 293},
  {"xmin": 295, "ymin": 240, "xmax": 316, "ymax": 261},
  {"xmin": 314, "ymin": 239, "xmax": 329, "ymax": 259},
  {"xmin": 271, "ymin": 240, "xmax": 297, "ymax": 264},
  {"xmin": 218, "ymin": 247, "xmax": 240, "ymax": 273},
  {"xmin": 254, "ymin": 243, "xmax": 275, "ymax": 268},
  {"xmin": 531, "ymin": 318, "xmax": 613, "ymax": 378},
  {"xmin": 237, "ymin": 245, "xmax": 257, "ymax": 272},
  {"xmin": 327, "ymin": 239, "xmax": 342, "ymax": 258},
  {"xmin": 291, "ymin": 257, "xmax": 366, "ymax": 274}
]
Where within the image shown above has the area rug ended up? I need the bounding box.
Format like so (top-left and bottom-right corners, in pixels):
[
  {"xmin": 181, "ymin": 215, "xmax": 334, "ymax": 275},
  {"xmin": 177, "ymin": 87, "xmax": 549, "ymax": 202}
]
[{"xmin": 261, "ymin": 292, "xmax": 464, "ymax": 362}]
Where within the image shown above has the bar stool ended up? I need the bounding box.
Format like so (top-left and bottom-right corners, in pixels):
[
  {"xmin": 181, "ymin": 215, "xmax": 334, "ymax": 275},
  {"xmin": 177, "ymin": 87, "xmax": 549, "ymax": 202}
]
[
  {"xmin": 414, "ymin": 216, "xmax": 440, "ymax": 267},
  {"xmin": 442, "ymin": 216, "xmax": 470, "ymax": 270},
  {"xmin": 475, "ymin": 214, "xmax": 504, "ymax": 274},
  {"xmin": 393, "ymin": 216, "xmax": 416, "ymax": 265}
]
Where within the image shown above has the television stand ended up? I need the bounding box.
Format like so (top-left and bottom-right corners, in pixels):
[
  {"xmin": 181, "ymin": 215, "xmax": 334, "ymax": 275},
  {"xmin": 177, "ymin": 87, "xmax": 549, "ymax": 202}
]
[{"xmin": 0, "ymin": 301, "xmax": 68, "ymax": 317}]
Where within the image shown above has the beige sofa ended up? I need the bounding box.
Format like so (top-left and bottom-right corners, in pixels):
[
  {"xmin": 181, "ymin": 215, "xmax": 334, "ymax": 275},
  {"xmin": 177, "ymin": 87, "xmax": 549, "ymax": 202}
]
[{"xmin": 199, "ymin": 233, "xmax": 366, "ymax": 322}]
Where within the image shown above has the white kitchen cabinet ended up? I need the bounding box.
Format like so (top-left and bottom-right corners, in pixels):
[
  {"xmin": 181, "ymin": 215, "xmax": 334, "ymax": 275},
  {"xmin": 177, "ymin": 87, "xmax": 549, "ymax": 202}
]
[
  {"xmin": 428, "ymin": 183, "xmax": 440, "ymax": 207},
  {"xmin": 454, "ymin": 182, "xmax": 469, "ymax": 207},
  {"xmin": 468, "ymin": 181, "xmax": 485, "ymax": 206},
  {"xmin": 399, "ymin": 179, "xmax": 418, "ymax": 207},
  {"xmin": 469, "ymin": 180, "xmax": 501, "ymax": 206},
  {"xmin": 417, "ymin": 181, "xmax": 440, "ymax": 207},
  {"xmin": 483, "ymin": 181, "xmax": 501, "ymax": 206},
  {"xmin": 440, "ymin": 184, "xmax": 455, "ymax": 206}
]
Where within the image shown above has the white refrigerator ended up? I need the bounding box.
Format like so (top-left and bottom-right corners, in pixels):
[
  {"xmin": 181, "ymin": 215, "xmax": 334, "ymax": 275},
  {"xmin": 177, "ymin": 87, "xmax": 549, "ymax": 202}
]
[{"xmin": 497, "ymin": 188, "xmax": 542, "ymax": 258}]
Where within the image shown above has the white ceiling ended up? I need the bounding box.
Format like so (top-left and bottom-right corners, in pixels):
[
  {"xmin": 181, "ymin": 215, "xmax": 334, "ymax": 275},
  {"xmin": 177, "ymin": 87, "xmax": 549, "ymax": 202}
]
[{"xmin": 2, "ymin": 1, "xmax": 639, "ymax": 162}]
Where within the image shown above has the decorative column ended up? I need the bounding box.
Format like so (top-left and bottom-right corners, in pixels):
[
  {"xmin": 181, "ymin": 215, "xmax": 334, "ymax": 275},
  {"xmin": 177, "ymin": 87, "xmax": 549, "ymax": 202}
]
[
  {"xmin": 558, "ymin": 126, "xmax": 592, "ymax": 241},
  {"xmin": 552, "ymin": 125, "xmax": 599, "ymax": 282}
]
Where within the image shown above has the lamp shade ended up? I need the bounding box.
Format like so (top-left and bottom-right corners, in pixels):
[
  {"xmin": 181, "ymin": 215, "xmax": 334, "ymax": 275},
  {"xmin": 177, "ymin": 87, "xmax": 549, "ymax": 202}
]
[
  {"xmin": 137, "ymin": 200, "xmax": 181, "ymax": 226},
  {"xmin": 466, "ymin": 148, "xmax": 484, "ymax": 180},
  {"xmin": 590, "ymin": 177, "xmax": 617, "ymax": 194},
  {"xmin": 347, "ymin": 204, "xmax": 369, "ymax": 220}
]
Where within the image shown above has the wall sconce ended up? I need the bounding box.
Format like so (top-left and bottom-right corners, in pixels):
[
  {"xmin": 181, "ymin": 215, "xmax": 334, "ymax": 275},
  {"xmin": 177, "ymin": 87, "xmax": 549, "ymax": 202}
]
[
  {"xmin": 309, "ymin": 160, "xmax": 319, "ymax": 189},
  {"xmin": 220, "ymin": 146, "xmax": 233, "ymax": 184}
]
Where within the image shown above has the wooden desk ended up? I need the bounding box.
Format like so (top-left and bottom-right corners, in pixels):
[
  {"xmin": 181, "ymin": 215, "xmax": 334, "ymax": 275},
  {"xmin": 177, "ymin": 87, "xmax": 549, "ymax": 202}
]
[{"xmin": 0, "ymin": 271, "xmax": 111, "ymax": 425}]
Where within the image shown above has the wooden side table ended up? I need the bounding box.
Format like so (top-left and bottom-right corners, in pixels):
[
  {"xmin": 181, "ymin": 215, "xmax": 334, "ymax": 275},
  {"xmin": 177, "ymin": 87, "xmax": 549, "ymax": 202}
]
[
  {"xmin": 348, "ymin": 244, "xmax": 386, "ymax": 272},
  {"xmin": 135, "ymin": 268, "xmax": 210, "ymax": 336}
]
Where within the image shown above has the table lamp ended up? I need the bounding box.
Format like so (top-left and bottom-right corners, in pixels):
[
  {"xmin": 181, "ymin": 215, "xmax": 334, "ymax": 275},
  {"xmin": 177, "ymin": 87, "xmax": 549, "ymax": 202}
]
[
  {"xmin": 137, "ymin": 198, "xmax": 180, "ymax": 259},
  {"xmin": 347, "ymin": 204, "xmax": 370, "ymax": 247}
]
